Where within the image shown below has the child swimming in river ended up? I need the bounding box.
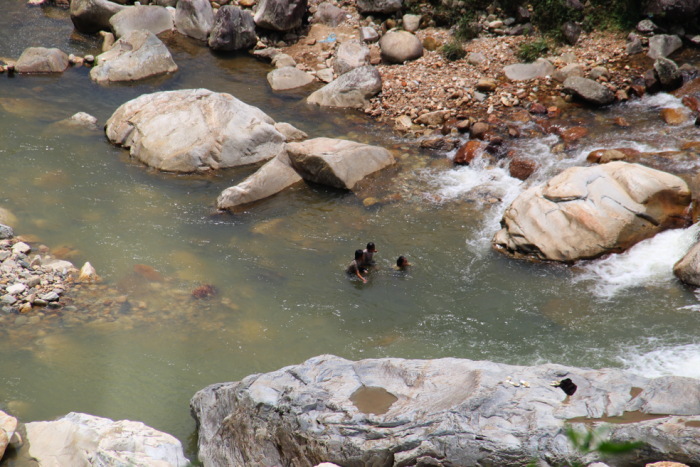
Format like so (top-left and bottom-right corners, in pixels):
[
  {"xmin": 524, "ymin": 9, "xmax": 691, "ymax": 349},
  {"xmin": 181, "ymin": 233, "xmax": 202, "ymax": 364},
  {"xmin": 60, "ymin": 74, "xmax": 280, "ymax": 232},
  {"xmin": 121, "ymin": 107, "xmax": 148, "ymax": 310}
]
[
  {"xmin": 394, "ymin": 256, "xmax": 410, "ymax": 270},
  {"xmin": 347, "ymin": 249, "xmax": 368, "ymax": 283},
  {"xmin": 362, "ymin": 242, "xmax": 377, "ymax": 268}
]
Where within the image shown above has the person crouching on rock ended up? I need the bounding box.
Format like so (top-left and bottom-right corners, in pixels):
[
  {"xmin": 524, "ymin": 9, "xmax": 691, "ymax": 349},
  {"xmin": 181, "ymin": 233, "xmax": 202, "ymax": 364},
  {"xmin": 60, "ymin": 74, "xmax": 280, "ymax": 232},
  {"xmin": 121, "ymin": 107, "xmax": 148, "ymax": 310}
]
[{"xmin": 347, "ymin": 249, "xmax": 368, "ymax": 283}]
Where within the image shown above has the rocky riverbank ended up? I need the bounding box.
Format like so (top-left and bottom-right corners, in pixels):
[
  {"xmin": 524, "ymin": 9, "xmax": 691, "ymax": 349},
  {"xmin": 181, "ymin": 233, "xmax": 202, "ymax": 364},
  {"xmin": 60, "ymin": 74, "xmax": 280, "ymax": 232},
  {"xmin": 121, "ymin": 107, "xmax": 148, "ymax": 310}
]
[{"xmin": 191, "ymin": 354, "xmax": 700, "ymax": 467}]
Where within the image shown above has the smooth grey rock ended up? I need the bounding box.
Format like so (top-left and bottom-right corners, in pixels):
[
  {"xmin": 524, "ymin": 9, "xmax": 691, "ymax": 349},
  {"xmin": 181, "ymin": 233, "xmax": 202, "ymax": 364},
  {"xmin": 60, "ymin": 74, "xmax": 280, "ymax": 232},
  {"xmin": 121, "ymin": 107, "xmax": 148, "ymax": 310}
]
[
  {"xmin": 563, "ymin": 76, "xmax": 615, "ymax": 106},
  {"xmin": 356, "ymin": 0, "xmax": 401, "ymax": 13},
  {"xmin": 15, "ymin": 47, "xmax": 69, "ymax": 73},
  {"xmin": 7, "ymin": 283, "xmax": 26, "ymax": 295},
  {"xmin": 0, "ymin": 295, "xmax": 17, "ymax": 306},
  {"xmin": 359, "ymin": 26, "xmax": 379, "ymax": 43},
  {"xmin": 253, "ymin": 0, "xmax": 307, "ymax": 31},
  {"xmin": 286, "ymin": 138, "xmax": 395, "ymax": 190},
  {"xmin": 109, "ymin": 5, "xmax": 174, "ymax": 38},
  {"xmin": 467, "ymin": 52, "xmax": 486, "ymax": 65},
  {"xmin": 0, "ymin": 224, "xmax": 13, "ymax": 240},
  {"xmin": 90, "ymin": 29, "xmax": 178, "ymax": 83},
  {"xmin": 316, "ymin": 68, "xmax": 334, "ymax": 83},
  {"xmin": 644, "ymin": 0, "xmax": 700, "ymax": 21},
  {"xmin": 637, "ymin": 18, "xmax": 659, "ymax": 34},
  {"xmin": 175, "ymin": 0, "xmax": 214, "ymax": 41},
  {"xmin": 216, "ymin": 150, "xmax": 302, "ymax": 211},
  {"xmin": 402, "ymin": 13, "xmax": 421, "ymax": 32},
  {"xmin": 208, "ymin": 6, "xmax": 256, "ymax": 50},
  {"xmin": 627, "ymin": 34, "xmax": 643, "ymax": 55},
  {"xmin": 648, "ymin": 34, "xmax": 683, "ymax": 60},
  {"xmin": 192, "ymin": 354, "xmax": 700, "ymax": 467},
  {"xmin": 588, "ymin": 66, "xmax": 610, "ymax": 80},
  {"xmin": 379, "ymin": 31, "xmax": 423, "ymax": 64},
  {"xmin": 25, "ymin": 412, "xmax": 188, "ymax": 467},
  {"xmin": 307, "ymin": 65, "xmax": 382, "ymax": 108},
  {"xmin": 106, "ymin": 89, "xmax": 285, "ymax": 172},
  {"xmin": 674, "ymin": 241, "xmax": 700, "ymax": 285},
  {"xmin": 41, "ymin": 291, "xmax": 60, "ymax": 302},
  {"xmin": 12, "ymin": 242, "xmax": 30, "ymax": 254},
  {"xmin": 655, "ymin": 57, "xmax": 683, "ymax": 90},
  {"xmin": 561, "ymin": 21, "xmax": 581, "ymax": 45},
  {"xmin": 70, "ymin": 0, "xmax": 128, "ymax": 34},
  {"xmin": 59, "ymin": 112, "xmax": 99, "ymax": 130},
  {"xmin": 493, "ymin": 162, "xmax": 690, "ymax": 261},
  {"xmin": 312, "ymin": 2, "xmax": 346, "ymax": 27},
  {"xmin": 274, "ymin": 122, "xmax": 307, "ymax": 141},
  {"xmin": 267, "ymin": 67, "xmax": 315, "ymax": 91},
  {"xmin": 333, "ymin": 39, "xmax": 370, "ymax": 75},
  {"xmin": 272, "ymin": 53, "xmax": 296, "ymax": 68},
  {"xmin": 503, "ymin": 58, "xmax": 554, "ymax": 81},
  {"xmin": 553, "ymin": 63, "xmax": 583, "ymax": 82}
]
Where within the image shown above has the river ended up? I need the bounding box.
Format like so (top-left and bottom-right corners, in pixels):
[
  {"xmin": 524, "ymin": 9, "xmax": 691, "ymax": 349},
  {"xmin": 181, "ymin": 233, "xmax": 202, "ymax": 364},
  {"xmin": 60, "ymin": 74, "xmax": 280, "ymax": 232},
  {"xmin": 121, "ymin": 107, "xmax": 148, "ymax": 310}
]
[{"xmin": 1, "ymin": 2, "xmax": 700, "ymax": 464}]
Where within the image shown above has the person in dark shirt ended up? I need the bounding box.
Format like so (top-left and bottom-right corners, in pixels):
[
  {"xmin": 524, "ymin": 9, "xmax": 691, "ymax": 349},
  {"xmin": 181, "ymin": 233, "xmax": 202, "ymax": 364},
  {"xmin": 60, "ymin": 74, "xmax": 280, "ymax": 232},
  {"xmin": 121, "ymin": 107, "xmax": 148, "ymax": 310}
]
[{"xmin": 347, "ymin": 249, "xmax": 367, "ymax": 283}]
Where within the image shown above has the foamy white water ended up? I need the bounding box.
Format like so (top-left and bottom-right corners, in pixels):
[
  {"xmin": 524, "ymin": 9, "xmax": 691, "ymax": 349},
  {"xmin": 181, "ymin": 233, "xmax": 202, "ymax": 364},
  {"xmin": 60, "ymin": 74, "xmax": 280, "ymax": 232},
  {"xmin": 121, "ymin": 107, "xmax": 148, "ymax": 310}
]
[
  {"xmin": 620, "ymin": 342, "xmax": 700, "ymax": 378},
  {"xmin": 575, "ymin": 224, "xmax": 700, "ymax": 299},
  {"xmin": 626, "ymin": 92, "xmax": 685, "ymax": 110}
]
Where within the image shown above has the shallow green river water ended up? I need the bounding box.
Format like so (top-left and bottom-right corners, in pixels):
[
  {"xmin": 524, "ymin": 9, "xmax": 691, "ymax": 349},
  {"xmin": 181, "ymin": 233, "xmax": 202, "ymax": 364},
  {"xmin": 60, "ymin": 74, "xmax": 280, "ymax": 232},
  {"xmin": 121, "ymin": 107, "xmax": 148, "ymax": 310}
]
[{"xmin": 2, "ymin": 2, "xmax": 700, "ymax": 463}]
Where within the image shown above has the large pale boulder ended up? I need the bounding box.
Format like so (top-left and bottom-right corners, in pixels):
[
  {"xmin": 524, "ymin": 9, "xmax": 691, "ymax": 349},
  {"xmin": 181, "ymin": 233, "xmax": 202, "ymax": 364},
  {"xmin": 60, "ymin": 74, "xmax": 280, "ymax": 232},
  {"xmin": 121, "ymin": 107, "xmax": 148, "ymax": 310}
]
[
  {"xmin": 90, "ymin": 30, "xmax": 178, "ymax": 83},
  {"xmin": 673, "ymin": 242, "xmax": 700, "ymax": 286},
  {"xmin": 208, "ymin": 6, "xmax": 257, "ymax": 51},
  {"xmin": 307, "ymin": 65, "xmax": 382, "ymax": 108},
  {"xmin": 253, "ymin": 0, "xmax": 307, "ymax": 31},
  {"xmin": 286, "ymin": 137, "xmax": 394, "ymax": 190},
  {"xmin": 379, "ymin": 31, "xmax": 423, "ymax": 63},
  {"xmin": 217, "ymin": 150, "xmax": 302, "ymax": 211},
  {"xmin": 503, "ymin": 58, "xmax": 555, "ymax": 81},
  {"xmin": 356, "ymin": 0, "xmax": 401, "ymax": 13},
  {"xmin": 70, "ymin": 0, "xmax": 128, "ymax": 33},
  {"xmin": 15, "ymin": 47, "xmax": 69, "ymax": 73},
  {"xmin": 563, "ymin": 76, "xmax": 615, "ymax": 106},
  {"xmin": 175, "ymin": 0, "xmax": 215, "ymax": 41},
  {"xmin": 0, "ymin": 411, "xmax": 17, "ymax": 461},
  {"xmin": 493, "ymin": 162, "xmax": 691, "ymax": 262},
  {"xmin": 333, "ymin": 39, "xmax": 370, "ymax": 75},
  {"xmin": 191, "ymin": 354, "xmax": 700, "ymax": 467},
  {"xmin": 109, "ymin": 5, "xmax": 174, "ymax": 38},
  {"xmin": 648, "ymin": 34, "xmax": 683, "ymax": 60},
  {"xmin": 105, "ymin": 89, "xmax": 286, "ymax": 173},
  {"xmin": 24, "ymin": 412, "xmax": 188, "ymax": 467},
  {"xmin": 267, "ymin": 67, "xmax": 315, "ymax": 91}
]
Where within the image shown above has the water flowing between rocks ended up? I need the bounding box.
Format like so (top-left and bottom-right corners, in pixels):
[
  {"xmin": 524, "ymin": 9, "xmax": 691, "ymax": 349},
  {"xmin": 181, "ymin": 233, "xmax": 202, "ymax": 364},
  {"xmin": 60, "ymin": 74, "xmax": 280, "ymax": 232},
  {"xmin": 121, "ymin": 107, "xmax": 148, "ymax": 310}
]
[{"xmin": 2, "ymin": 3, "xmax": 700, "ymax": 464}]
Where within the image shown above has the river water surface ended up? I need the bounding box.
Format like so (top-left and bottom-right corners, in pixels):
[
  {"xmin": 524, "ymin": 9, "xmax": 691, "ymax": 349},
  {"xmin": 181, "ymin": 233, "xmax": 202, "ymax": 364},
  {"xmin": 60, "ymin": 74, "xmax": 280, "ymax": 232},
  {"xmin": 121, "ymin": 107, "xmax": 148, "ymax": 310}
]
[{"xmin": 2, "ymin": 2, "xmax": 700, "ymax": 463}]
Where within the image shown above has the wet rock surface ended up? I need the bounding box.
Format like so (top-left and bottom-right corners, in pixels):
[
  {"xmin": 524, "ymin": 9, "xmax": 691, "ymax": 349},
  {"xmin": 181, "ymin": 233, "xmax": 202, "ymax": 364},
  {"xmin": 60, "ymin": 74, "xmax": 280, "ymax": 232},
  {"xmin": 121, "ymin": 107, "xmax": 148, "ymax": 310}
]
[
  {"xmin": 267, "ymin": 67, "xmax": 315, "ymax": 90},
  {"xmin": 191, "ymin": 354, "xmax": 700, "ymax": 467},
  {"xmin": 563, "ymin": 76, "xmax": 615, "ymax": 106},
  {"xmin": 493, "ymin": 162, "xmax": 691, "ymax": 262},
  {"xmin": 90, "ymin": 29, "xmax": 178, "ymax": 83},
  {"xmin": 105, "ymin": 89, "xmax": 286, "ymax": 172}
]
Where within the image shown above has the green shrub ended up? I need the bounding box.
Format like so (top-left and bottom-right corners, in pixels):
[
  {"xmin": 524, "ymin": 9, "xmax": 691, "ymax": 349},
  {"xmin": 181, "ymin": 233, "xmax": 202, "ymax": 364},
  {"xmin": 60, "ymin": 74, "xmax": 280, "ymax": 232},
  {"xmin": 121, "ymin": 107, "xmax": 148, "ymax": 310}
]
[
  {"xmin": 516, "ymin": 36, "xmax": 550, "ymax": 62},
  {"xmin": 441, "ymin": 39, "xmax": 467, "ymax": 61},
  {"xmin": 455, "ymin": 12, "xmax": 481, "ymax": 41}
]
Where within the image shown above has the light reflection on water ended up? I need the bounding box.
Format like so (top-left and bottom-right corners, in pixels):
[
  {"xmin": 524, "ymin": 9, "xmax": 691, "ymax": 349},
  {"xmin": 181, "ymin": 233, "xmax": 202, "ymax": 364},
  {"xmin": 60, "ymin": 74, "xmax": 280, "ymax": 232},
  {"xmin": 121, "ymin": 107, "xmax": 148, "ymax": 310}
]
[{"xmin": 1, "ymin": 2, "xmax": 700, "ymax": 463}]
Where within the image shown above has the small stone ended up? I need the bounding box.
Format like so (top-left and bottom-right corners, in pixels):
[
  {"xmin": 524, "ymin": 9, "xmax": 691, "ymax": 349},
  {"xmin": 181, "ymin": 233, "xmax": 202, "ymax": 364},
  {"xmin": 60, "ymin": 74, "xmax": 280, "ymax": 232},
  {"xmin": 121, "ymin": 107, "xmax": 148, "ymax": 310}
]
[
  {"xmin": 1, "ymin": 295, "xmax": 17, "ymax": 306},
  {"xmin": 40, "ymin": 292, "xmax": 60, "ymax": 302},
  {"xmin": 476, "ymin": 78, "xmax": 497, "ymax": 93},
  {"xmin": 660, "ymin": 108, "xmax": 688, "ymax": 125},
  {"xmin": 14, "ymin": 315, "xmax": 28, "ymax": 326},
  {"xmin": 6, "ymin": 283, "xmax": 26, "ymax": 295},
  {"xmin": 467, "ymin": 52, "xmax": 486, "ymax": 66},
  {"xmin": 454, "ymin": 140, "xmax": 483, "ymax": 165},
  {"xmin": 509, "ymin": 157, "xmax": 536, "ymax": 180},
  {"xmin": 614, "ymin": 117, "xmax": 630, "ymax": 127},
  {"xmin": 12, "ymin": 242, "xmax": 31, "ymax": 255},
  {"xmin": 0, "ymin": 224, "xmax": 13, "ymax": 240},
  {"xmin": 33, "ymin": 298, "xmax": 47, "ymax": 307},
  {"xmin": 529, "ymin": 103, "xmax": 547, "ymax": 114},
  {"xmin": 470, "ymin": 122, "xmax": 490, "ymax": 140},
  {"xmin": 84, "ymin": 54, "xmax": 94, "ymax": 63}
]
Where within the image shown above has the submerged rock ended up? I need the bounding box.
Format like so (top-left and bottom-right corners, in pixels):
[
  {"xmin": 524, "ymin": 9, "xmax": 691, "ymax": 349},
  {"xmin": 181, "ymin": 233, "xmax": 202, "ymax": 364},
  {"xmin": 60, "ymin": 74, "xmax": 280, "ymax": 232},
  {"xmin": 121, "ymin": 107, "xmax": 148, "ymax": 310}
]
[
  {"xmin": 208, "ymin": 6, "xmax": 257, "ymax": 51},
  {"xmin": 15, "ymin": 47, "xmax": 69, "ymax": 73},
  {"xmin": 493, "ymin": 162, "xmax": 691, "ymax": 262},
  {"xmin": 191, "ymin": 354, "xmax": 700, "ymax": 467},
  {"xmin": 24, "ymin": 412, "xmax": 188, "ymax": 467},
  {"xmin": 673, "ymin": 241, "xmax": 700, "ymax": 286},
  {"xmin": 105, "ymin": 89, "xmax": 285, "ymax": 172},
  {"xmin": 307, "ymin": 65, "xmax": 382, "ymax": 108},
  {"xmin": 109, "ymin": 5, "xmax": 174, "ymax": 38},
  {"xmin": 267, "ymin": 67, "xmax": 315, "ymax": 91},
  {"xmin": 70, "ymin": 0, "xmax": 128, "ymax": 34},
  {"xmin": 90, "ymin": 29, "xmax": 178, "ymax": 83},
  {"xmin": 286, "ymin": 137, "xmax": 395, "ymax": 190},
  {"xmin": 217, "ymin": 150, "xmax": 303, "ymax": 211}
]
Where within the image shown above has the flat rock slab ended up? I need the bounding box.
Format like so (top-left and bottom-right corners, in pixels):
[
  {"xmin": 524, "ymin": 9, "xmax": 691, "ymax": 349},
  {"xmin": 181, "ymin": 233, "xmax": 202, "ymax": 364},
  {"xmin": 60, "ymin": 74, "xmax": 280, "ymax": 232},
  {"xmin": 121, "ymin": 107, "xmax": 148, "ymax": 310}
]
[
  {"xmin": 217, "ymin": 150, "xmax": 302, "ymax": 211},
  {"xmin": 307, "ymin": 65, "xmax": 382, "ymax": 108},
  {"xmin": 24, "ymin": 412, "xmax": 188, "ymax": 467},
  {"xmin": 563, "ymin": 76, "xmax": 615, "ymax": 106},
  {"xmin": 493, "ymin": 161, "xmax": 690, "ymax": 261},
  {"xmin": 286, "ymin": 137, "xmax": 395, "ymax": 189},
  {"xmin": 70, "ymin": 0, "xmax": 128, "ymax": 33},
  {"xmin": 267, "ymin": 67, "xmax": 315, "ymax": 91},
  {"xmin": 90, "ymin": 29, "xmax": 178, "ymax": 83},
  {"xmin": 503, "ymin": 58, "xmax": 554, "ymax": 81},
  {"xmin": 191, "ymin": 354, "xmax": 700, "ymax": 467},
  {"xmin": 105, "ymin": 89, "xmax": 285, "ymax": 172},
  {"xmin": 109, "ymin": 5, "xmax": 174, "ymax": 38},
  {"xmin": 15, "ymin": 47, "xmax": 69, "ymax": 73}
]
